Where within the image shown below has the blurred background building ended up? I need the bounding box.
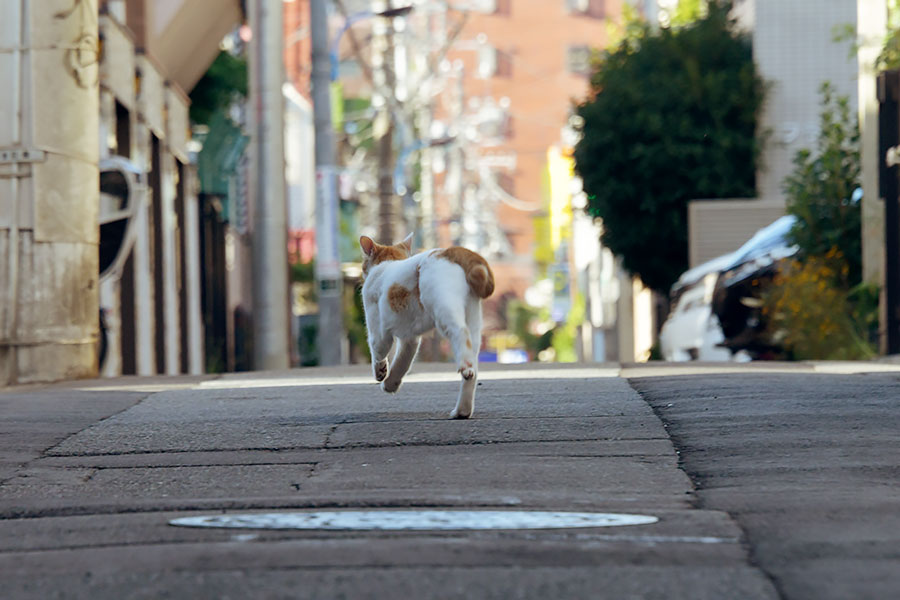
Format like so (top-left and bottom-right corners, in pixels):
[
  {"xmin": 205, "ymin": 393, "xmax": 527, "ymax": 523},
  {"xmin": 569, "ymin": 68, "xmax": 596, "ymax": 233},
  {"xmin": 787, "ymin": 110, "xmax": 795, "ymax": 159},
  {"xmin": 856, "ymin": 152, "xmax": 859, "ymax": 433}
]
[{"xmin": 2, "ymin": 0, "xmax": 897, "ymax": 385}]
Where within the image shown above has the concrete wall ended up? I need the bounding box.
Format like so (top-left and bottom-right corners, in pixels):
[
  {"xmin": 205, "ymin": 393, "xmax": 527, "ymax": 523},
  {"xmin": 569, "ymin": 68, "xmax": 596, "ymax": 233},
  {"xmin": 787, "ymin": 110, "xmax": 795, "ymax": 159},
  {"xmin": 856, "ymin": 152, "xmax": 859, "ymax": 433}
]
[
  {"xmin": 1, "ymin": 0, "xmax": 101, "ymax": 385},
  {"xmin": 689, "ymin": 200, "xmax": 788, "ymax": 267}
]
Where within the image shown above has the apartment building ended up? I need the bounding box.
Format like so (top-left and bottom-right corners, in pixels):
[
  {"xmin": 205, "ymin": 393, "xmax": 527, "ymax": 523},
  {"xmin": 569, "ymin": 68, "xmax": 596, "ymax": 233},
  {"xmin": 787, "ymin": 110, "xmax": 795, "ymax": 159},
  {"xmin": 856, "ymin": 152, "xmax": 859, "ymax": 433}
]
[{"xmin": 438, "ymin": 0, "xmax": 622, "ymax": 300}]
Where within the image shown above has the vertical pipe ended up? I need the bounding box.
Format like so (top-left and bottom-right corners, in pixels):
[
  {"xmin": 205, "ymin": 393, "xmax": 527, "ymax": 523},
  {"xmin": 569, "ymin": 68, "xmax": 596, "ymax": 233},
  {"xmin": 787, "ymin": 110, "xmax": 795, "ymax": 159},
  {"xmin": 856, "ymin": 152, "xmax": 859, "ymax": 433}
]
[
  {"xmin": 184, "ymin": 168, "xmax": 205, "ymax": 374},
  {"xmin": 3, "ymin": 0, "xmax": 24, "ymax": 381},
  {"xmin": 453, "ymin": 62, "xmax": 465, "ymax": 245},
  {"xmin": 250, "ymin": 0, "xmax": 290, "ymax": 370},
  {"xmin": 375, "ymin": 0, "xmax": 398, "ymax": 243},
  {"xmin": 310, "ymin": 0, "xmax": 345, "ymax": 366}
]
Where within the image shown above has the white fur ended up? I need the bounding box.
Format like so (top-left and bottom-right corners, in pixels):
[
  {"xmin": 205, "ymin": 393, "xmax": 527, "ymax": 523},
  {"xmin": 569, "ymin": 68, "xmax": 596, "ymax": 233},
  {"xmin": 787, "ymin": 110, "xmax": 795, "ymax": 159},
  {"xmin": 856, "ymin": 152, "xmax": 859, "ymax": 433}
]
[{"xmin": 361, "ymin": 247, "xmax": 483, "ymax": 419}]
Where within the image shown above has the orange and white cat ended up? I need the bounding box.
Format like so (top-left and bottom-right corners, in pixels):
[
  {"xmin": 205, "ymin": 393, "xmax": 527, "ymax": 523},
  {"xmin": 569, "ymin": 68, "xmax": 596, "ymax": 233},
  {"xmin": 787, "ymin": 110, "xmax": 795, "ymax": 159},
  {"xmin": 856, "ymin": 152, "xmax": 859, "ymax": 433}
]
[{"xmin": 359, "ymin": 234, "xmax": 495, "ymax": 419}]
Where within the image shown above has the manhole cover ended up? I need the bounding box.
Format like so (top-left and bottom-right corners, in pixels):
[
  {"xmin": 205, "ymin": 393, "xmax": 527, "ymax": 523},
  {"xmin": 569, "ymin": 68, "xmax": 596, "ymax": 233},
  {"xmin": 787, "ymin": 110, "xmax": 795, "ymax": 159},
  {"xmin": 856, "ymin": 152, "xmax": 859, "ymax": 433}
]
[{"xmin": 169, "ymin": 510, "xmax": 658, "ymax": 531}]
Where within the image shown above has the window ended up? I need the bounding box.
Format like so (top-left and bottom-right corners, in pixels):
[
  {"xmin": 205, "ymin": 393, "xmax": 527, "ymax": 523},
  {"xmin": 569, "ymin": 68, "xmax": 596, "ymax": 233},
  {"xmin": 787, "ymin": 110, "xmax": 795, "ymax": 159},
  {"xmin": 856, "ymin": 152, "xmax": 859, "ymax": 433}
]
[
  {"xmin": 476, "ymin": 45, "xmax": 513, "ymax": 79},
  {"xmin": 476, "ymin": 44, "xmax": 513, "ymax": 79},
  {"xmin": 566, "ymin": 45, "xmax": 592, "ymax": 77}
]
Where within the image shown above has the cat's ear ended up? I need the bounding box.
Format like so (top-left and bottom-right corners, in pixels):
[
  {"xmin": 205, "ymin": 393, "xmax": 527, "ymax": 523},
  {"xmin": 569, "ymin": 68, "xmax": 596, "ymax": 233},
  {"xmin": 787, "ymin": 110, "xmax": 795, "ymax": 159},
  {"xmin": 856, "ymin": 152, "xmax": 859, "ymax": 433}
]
[
  {"xmin": 399, "ymin": 233, "xmax": 414, "ymax": 254},
  {"xmin": 359, "ymin": 236, "xmax": 376, "ymax": 256}
]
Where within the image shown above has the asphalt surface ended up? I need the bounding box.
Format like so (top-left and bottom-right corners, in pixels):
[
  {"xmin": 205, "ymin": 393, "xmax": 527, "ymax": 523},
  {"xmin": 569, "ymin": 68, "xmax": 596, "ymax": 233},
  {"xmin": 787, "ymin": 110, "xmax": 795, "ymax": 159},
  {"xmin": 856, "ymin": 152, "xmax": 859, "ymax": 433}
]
[
  {"xmin": 0, "ymin": 361, "xmax": 897, "ymax": 599},
  {"xmin": 626, "ymin": 362, "xmax": 900, "ymax": 600}
]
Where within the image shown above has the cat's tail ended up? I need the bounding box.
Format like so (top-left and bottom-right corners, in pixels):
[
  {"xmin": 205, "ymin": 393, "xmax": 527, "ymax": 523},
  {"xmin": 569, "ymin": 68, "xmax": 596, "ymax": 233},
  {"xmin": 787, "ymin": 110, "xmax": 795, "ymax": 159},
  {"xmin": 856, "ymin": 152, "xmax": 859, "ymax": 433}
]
[
  {"xmin": 466, "ymin": 263, "xmax": 495, "ymax": 299},
  {"xmin": 437, "ymin": 247, "xmax": 496, "ymax": 299}
]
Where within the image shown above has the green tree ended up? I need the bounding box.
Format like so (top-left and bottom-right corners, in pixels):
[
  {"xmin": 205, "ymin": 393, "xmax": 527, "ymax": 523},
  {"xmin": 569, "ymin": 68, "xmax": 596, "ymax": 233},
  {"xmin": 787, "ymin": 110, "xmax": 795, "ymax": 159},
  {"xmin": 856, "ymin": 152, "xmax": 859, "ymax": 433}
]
[
  {"xmin": 573, "ymin": 0, "xmax": 765, "ymax": 293},
  {"xmin": 189, "ymin": 51, "xmax": 248, "ymax": 125},
  {"xmin": 668, "ymin": 0, "xmax": 705, "ymax": 26},
  {"xmin": 878, "ymin": 0, "xmax": 900, "ymax": 69}
]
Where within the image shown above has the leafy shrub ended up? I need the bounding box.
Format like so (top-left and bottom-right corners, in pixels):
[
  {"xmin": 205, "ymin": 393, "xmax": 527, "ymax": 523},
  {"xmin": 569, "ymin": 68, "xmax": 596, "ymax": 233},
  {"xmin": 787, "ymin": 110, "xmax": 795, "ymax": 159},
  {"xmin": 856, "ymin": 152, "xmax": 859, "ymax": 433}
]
[
  {"xmin": 762, "ymin": 251, "xmax": 876, "ymax": 360},
  {"xmin": 783, "ymin": 82, "xmax": 862, "ymax": 287},
  {"xmin": 765, "ymin": 82, "xmax": 881, "ymax": 360}
]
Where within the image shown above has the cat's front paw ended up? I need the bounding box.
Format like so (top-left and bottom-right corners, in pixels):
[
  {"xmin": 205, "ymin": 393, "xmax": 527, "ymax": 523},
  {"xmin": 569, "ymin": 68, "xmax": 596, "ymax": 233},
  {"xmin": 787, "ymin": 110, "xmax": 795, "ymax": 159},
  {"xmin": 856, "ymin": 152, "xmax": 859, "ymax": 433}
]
[{"xmin": 374, "ymin": 360, "xmax": 388, "ymax": 382}]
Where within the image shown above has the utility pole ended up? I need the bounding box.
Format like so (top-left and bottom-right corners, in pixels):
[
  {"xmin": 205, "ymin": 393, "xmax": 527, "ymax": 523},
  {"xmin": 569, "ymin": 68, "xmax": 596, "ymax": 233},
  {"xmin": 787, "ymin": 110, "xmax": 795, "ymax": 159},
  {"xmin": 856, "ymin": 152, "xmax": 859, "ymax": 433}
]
[
  {"xmin": 374, "ymin": 0, "xmax": 399, "ymax": 243},
  {"xmin": 416, "ymin": 6, "xmax": 440, "ymax": 251},
  {"xmin": 310, "ymin": 0, "xmax": 345, "ymax": 366},
  {"xmin": 453, "ymin": 60, "xmax": 466, "ymax": 245},
  {"xmin": 249, "ymin": 0, "xmax": 291, "ymax": 370}
]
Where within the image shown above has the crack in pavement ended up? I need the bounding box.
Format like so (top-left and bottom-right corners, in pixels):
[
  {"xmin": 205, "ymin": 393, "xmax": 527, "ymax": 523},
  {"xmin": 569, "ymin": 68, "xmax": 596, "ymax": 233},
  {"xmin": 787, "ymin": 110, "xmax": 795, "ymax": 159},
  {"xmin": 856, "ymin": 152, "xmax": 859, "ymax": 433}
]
[{"xmin": 41, "ymin": 436, "xmax": 668, "ymax": 458}]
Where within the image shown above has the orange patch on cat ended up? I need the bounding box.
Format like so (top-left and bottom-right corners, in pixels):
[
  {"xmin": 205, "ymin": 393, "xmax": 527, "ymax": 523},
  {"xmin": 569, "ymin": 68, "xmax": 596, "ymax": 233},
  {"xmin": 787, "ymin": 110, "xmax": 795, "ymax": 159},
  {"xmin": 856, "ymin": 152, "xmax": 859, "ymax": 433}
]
[
  {"xmin": 466, "ymin": 338, "xmax": 472, "ymax": 349},
  {"xmin": 361, "ymin": 240, "xmax": 411, "ymax": 276},
  {"xmin": 388, "ymin": 284, "xmax": 412, "ymax": 312},
  {"xmin": 373, "ymin": 245, "xmax": 408, "ymax": 265},
  {"xmin": 436, "ymin": 247, "xmax": 495, "ymax": 299}
]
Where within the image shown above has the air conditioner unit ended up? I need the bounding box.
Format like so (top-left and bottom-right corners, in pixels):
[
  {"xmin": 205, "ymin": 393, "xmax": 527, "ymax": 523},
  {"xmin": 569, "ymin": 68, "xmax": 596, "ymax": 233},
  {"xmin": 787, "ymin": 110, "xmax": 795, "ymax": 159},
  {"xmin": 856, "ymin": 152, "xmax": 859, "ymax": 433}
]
[{"xmin": 476, "ymin": 46, "xmax": 497, "ymax": 79}]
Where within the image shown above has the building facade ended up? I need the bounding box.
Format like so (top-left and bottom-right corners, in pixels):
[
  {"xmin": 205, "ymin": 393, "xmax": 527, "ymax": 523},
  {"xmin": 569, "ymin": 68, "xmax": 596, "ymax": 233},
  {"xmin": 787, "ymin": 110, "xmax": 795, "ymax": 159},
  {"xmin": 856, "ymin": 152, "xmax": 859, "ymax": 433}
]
[{"xmin": 0, "ymin": 0, "xmax": 242, "ymax": 385}]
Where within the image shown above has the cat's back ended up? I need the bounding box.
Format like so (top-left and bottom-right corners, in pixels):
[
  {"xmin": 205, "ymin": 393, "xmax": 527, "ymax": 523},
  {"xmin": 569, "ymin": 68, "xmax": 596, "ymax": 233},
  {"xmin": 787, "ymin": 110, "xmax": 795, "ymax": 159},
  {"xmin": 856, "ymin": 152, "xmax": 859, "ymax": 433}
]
[
  {"xmin": 419, "ymin": 247, "xmax": 494, "ymax": 299},
  {"xmin": 363, "ymin": 252, "xmax": 426, "ymax": 297}
]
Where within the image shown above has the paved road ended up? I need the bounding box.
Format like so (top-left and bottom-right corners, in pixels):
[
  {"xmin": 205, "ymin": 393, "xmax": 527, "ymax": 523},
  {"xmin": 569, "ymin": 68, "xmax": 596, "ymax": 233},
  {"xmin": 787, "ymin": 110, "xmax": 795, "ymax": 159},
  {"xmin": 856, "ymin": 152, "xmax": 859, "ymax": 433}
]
[
  {"xmin": 626, "ymin": 362, "xmax": 900, "ymax": 600},
  {"xmin": 0, "ymin": 362, "xmax": 897, "ymax": 599}
]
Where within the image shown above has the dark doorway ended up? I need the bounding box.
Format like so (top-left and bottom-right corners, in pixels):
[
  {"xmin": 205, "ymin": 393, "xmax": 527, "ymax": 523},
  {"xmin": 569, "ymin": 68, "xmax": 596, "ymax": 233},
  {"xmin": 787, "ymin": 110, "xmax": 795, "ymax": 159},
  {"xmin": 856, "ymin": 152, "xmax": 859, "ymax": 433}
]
[
  {"xmin": 199, "ymin": 194, "xmax": 228, "ymax": 373},
  {"xmin": 176, "ymin": 160, "xmax": 189, "ymax": 373},
  {"xmin": 150, "ymin": 134, "xmax": 165, "ymax": 374},
  {"xmin": 115, "ymin": 101, "xmax": 137, "ymax": 374}
]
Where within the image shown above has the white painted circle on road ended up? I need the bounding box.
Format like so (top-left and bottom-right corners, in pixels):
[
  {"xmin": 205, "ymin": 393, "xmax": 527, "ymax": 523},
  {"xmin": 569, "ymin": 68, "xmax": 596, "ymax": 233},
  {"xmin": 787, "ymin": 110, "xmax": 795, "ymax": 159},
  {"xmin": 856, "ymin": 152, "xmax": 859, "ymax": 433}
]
[{"xmin": 170, "ymin": 510, "xmax": 658, "ymax": 531}]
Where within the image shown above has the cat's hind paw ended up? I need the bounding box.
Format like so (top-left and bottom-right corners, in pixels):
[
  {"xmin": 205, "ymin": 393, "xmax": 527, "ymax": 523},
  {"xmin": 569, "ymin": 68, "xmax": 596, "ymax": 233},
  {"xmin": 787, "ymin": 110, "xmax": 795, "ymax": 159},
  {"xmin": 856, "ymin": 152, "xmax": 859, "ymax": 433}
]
[
  {"xmin": 450, "ymin": 406, "xmax": 472, "ymax": 419},
  {"xmin": 457, "ymin": 361, "xmax": 475, "ymax": 381},
  {"xmin": 381, "ymin": 378, "xmax": 402, "ymax": 394},
  {"xmin": 374, "ymin": 360, "xmax": 388, "ymax": 382}
]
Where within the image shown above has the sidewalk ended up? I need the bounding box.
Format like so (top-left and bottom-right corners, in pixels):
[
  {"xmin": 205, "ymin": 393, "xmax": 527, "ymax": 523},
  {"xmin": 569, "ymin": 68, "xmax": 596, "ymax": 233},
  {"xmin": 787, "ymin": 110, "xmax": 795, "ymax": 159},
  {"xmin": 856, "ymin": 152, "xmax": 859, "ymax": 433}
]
[{"xmin": 0, "ymin": 363, "xmax": 777, "ymax": 599}]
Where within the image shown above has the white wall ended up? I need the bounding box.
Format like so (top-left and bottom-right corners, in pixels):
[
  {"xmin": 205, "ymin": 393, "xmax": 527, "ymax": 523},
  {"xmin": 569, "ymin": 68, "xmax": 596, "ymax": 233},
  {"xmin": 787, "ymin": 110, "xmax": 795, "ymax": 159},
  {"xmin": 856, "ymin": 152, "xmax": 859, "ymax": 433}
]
[{"xmin": 754, "ymin": 0, "xmax": 859, "ymax": 203}]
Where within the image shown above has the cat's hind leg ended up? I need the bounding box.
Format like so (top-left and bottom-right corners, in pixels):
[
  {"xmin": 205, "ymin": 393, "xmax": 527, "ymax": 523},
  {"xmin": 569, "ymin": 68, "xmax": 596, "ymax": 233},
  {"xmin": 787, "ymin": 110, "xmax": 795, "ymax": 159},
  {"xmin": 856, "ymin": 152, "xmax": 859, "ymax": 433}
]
[
  {"xmin": 450, "ymin": 300, "xmax": 483, "ymax": 419},
  {"xmin": 420, "ymin": 263, "xmax": 478, "ymax": 417},
  {"xmin": 432, "ymin": 303, "xmax": 478, "ymax": 419},
  {"xmin": 382, "ymin": 336, "xmax": 420, "ymax": 393},
  {"xmin": 433, "ymin": 309, "xmax": 476, "ymax": 381},
  {"xmin": 369, "ymin": 332, "xmax": 393, "ymax": 382}
]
